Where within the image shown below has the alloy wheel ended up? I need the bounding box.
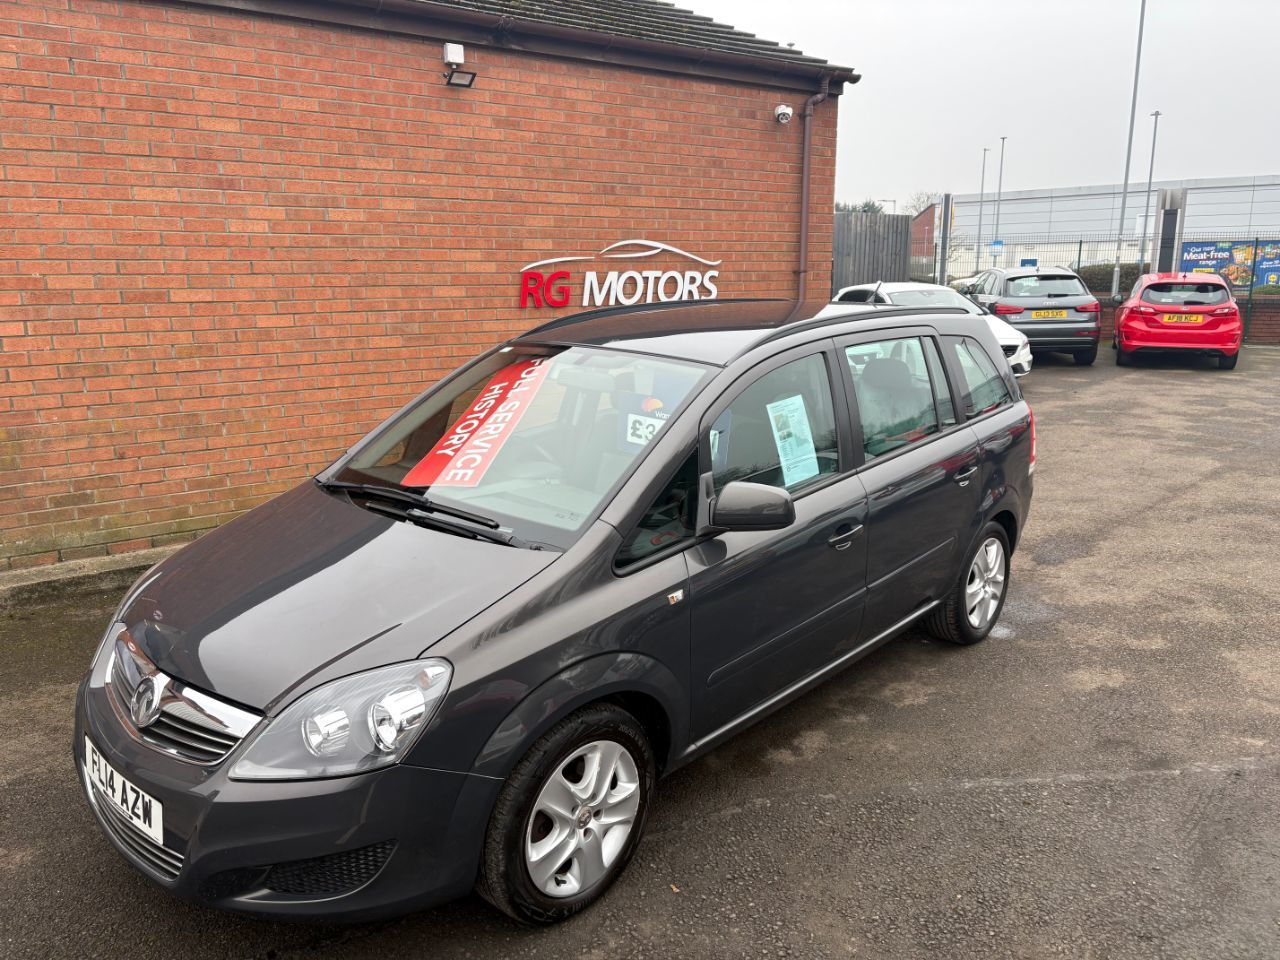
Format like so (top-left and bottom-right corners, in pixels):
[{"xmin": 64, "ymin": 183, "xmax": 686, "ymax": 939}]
[
  {"xmin": 965, "ymin": 536, "xmax": 1007, "ymax": 630},
  {"xmin": 524, "ymin": 740, "xmax": 640, "ymax": 898}
]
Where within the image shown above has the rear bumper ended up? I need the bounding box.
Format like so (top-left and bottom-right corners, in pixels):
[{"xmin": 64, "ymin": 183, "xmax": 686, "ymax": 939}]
[
  {"xmin": 1011, "ymin": 319, "xmax": 1100, "ymax": 352},
  {"xmin": 1117, "ymin": 321, "xmax": 1242, "ymax": 356}
]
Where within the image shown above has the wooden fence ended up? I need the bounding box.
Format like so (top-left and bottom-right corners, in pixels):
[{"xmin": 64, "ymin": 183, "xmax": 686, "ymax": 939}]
[{"xmin": 831, "ymin": 211, "xmax": 912, "ymax": 293}]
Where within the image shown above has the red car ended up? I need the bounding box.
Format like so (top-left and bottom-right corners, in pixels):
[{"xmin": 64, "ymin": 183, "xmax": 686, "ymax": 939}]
[{"xmin": 1113, "ymin": 273, "xmax": 1242, "ymax": 369}]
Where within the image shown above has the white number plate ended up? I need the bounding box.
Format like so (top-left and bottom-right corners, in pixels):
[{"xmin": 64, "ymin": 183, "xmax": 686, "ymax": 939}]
[{"xmin": 85, "ymin": 736, "xmax": 164, "ymax": 845}]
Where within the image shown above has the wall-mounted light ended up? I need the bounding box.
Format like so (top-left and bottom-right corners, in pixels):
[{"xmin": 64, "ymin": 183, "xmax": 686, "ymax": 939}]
[{"xmin": 442, "ymin": 42, "xmax": 476, "ymax": 88}]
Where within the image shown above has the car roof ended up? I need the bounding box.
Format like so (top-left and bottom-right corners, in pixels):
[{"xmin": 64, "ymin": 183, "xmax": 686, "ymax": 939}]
[
  {"xmin": 515, "ymin": 298, "xmax": 979, "ymax": 366},
  {"xmin": 993, "ymin": 266, "xmax": 1080, "ymax": 279},
  {"xmin": 835, "ymin": 281, "xmax": 947, "ymax": 294},
  {"xmin": 1141, "ymin": 271, "xmax": 1229, "ymax": 285}
]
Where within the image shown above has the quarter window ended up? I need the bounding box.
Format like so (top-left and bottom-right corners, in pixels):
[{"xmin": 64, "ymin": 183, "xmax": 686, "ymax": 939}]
[
  {"xmin": 951, "ymin": 337, "xmax": 1012, "ymax": 417},
  {"xmin": 709, "ymin": 354, "xmax": 839, "ymax": 495},
  {"xmin": 845, "ymin": 337, "xmax": 948, "ymax": 460},
  {"xmin": 616, "ymin": 452, "xmax": 699, "ymax": 568}
]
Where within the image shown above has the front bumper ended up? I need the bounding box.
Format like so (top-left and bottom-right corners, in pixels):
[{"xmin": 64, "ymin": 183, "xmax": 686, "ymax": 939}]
[
  {"xmin": 74, "ymin": 676, "xmax": 497, "ymax": 921},
  {"xmin": 1005, "ymin": 341, "xmax": 1033, "ymax": 377}
]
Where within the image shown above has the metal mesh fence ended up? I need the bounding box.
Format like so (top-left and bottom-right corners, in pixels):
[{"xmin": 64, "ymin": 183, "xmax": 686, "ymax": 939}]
[{"xmin": 908, "ymin": 231, "xmax": 1280, "ymax": 340}]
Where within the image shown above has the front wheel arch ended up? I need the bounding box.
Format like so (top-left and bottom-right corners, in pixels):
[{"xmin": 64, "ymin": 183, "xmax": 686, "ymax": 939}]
[{"xmin": 468, "ymin": 652, "xmax": 685, "ymax": 782}]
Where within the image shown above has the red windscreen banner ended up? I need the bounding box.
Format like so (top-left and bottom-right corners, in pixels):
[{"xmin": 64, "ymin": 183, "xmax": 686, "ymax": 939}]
[{"xmin": 401, "ymin": 357, "xmax": 552, "ymax": 488}]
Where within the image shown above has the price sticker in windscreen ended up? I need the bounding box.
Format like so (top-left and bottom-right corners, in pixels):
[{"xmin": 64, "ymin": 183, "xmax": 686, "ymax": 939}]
[{"xmin": 625, "ymin": 413, "xmax": 664, "ymax": 446}]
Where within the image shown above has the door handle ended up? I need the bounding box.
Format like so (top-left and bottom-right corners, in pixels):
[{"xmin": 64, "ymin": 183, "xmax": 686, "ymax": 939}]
[
  {"xmin": 827, "ymin": 524, "xmax": 863, "ymax": 550},
  {"xmin": 953, "ymin": 465, "xmax": 978, "ymax": 486}
]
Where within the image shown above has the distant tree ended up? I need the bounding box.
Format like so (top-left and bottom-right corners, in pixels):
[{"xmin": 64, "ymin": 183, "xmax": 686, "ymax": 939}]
[
  {"xmin": 835, "ymin": 199, "xmax": 885, "ymax": 214},
  {"xmin": 906, "ymin": 191, "xmax": 937, "ymax": 216}
]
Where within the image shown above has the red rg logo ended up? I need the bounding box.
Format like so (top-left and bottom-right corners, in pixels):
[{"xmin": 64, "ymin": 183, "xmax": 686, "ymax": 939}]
[{"xmin": 520, "ymin": 270, "xmax": 571, "ymax": 308}]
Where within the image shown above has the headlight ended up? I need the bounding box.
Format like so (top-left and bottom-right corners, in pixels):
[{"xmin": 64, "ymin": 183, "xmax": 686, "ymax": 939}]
[
  {"xmin": 89, "ymin": 621, "xmax": 128, "ymax": 688},
  {"xmin": 229, "ymin": 660, "xmax": 452, "ymax": 781}
]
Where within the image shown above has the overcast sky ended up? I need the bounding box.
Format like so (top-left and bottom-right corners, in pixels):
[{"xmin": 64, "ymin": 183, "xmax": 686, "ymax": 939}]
[{"xmin": 687, "ymin": 0, "xmax": 1275, "ymax": 209}]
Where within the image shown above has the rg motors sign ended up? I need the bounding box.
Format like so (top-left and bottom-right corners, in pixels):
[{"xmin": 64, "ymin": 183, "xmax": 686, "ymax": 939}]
[{"xmin": 519, "ymin": 239, "xmax": 721, "ymax": 309}]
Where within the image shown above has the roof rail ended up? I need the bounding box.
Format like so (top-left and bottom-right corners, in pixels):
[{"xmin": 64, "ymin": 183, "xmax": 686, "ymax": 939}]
[
  {"xmin": 736, "ymin": 306, "xmax": 973, "ymax": 361},
  {"xmin": 520, "ymin": 298, "xmax": 786, "ymax": 337}
]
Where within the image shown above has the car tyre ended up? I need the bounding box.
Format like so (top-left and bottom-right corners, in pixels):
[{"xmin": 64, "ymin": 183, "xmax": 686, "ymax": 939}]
[
  {"xmin": 1218, "ymin": 352, "xmax": 1239, "ymax": 370},
  {"xmin": 924, "ymin": 522, "xmax": 1011, "ymax": 646},
  {"xmin": 1074, "ymin": 346, "xmax": 1098, "ymax": 366},
  {"xmin": 477, "ymin": 703, "xmax": 655, "ymax": 925},
  {"xmin": 1116, "ymin": 346, "xmax": 1133, "ymax": 366}
]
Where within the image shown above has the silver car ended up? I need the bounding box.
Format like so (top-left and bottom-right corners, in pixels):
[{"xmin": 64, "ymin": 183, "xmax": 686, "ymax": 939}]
[
  {"xmin": 816, "ymin": 282, "xmax": 1033, "ymax": 377},
  {"xmin": 963, "ymin": 268, "xmax": 1101, "ymax": 366}
]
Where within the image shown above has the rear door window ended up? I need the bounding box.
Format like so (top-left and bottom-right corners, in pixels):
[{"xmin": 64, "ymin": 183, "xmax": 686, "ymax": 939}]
[
  {"xmin": 1141, "ymin": 282, "xmax": 1230, "ymax": 306},
  {"xmin": 1005, "ymin": 275, "xmax": 1087, "ymax": 297},
  {"xmin": 845, "ymin": 337, "xmax": 950, "ymax": 461}
]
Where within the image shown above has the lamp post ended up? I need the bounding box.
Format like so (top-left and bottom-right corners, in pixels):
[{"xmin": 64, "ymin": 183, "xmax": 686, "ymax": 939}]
[
  {"xmin": 975, "ymin": 147, "xmax": 989, "ymax": 273},
  {"xmin": 993, "ymin": 136, "xmax": 1007, "ymax": 257},
  {"xmin": 1138, "ymin": 110, "xmax": 1162, "ymax": 272},
  {"xmin": 1111, "ymin": 0, "xmax": 1149, "ymax": 297}
]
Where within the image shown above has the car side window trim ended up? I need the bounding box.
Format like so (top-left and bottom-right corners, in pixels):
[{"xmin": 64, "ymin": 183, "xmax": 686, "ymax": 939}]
[{"xmin": 921, "ymin": 336, "xmax": 959, "ymax": 431}]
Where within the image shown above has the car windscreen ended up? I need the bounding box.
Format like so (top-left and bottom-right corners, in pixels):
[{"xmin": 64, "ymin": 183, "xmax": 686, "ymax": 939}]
[
  {"xmin": 1004, "ymin": 275, "xmax": 1087, "ymax": 297},
  {"xmin": 1141, "ymin": 282, "xmax": 1230, "ymax": 306},
  {"xmin": 886, "ymin": 288, "xmax": 979, "ymax": 311},
  {"xmin": 333, "ymin": 346, "xmax": 710, "ymax": 549}
]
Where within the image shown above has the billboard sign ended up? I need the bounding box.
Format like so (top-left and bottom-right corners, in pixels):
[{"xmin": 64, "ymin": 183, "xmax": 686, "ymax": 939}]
[{"xmin": 1179, "ymin": 240, "xmax": 1280, "ymax": 291}]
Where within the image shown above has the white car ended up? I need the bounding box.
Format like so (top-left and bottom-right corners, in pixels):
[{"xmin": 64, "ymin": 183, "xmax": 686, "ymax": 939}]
[{"xmin": 815, "ymin": 281, "xmax": 1033, "ymax": 377}]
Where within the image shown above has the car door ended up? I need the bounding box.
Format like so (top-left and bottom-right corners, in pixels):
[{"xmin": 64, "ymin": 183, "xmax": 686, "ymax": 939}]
[
  {"xmin": 837, "ymin": 329, "xmax": 983, "ymax": 640},
  {"xmin": 944, "ymin": 333, "xmax": 1029, "ymax": 510},
  {"xmin": 973, "ymin": 271, "xmax": 998, "ymax": 311},
  {"xmin": 686, "ymin": 345, "xmax": 868, "ymax": 739}
]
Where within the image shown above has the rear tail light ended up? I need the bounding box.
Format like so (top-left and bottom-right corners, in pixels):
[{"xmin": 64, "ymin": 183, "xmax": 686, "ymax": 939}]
[
  {"xmin": 1133, "ymin": 305, "xmax": 1157, "ymax": 316},
  {"xmin": 994, "ymin": 303, "xmax": 1024, "ymax": 315},
  {"xmin": 1075, "ymin": 301, "xmax": 1101, "ymax": 314},
  {"xmin": 1212, "ymin": 305, "xmax": 1237, "ymax": 316},
  {"xmin": 1028, "ymin": 406, "xmax": 1036, "ymax": 474}
]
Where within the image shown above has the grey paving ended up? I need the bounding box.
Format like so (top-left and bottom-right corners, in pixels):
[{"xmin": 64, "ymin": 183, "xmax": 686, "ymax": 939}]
[{"xmin": 2, "ymin": 347, "xmax": 1278, "ymax": 959}]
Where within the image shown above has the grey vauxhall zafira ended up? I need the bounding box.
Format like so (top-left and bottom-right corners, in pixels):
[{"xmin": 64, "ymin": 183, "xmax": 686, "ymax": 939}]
[{"xmin": 75, "ymin": 298, "xmax": 1033, "ymax": 924}]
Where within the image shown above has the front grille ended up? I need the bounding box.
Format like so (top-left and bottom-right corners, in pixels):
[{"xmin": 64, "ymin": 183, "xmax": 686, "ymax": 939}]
[
  {"xmin": 1003, "ymin": 343, "xmax": 1018, "ymax": 357},
  {"xmin": 107, "ymin": 630, "xmax": 258, "ymax": 765},
  {"xmin": 88, "ymin": 777, "xmax": 185, "ymax": 881},
  {"xmin": 262, "ymin": 841, "xmax": 397, "ymax": 896}
]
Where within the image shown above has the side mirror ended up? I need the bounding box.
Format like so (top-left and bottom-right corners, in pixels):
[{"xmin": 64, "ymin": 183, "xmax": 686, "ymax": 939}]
[
  {"xmin": 1110, "ymin": 294, "xmax": 1124, "ymax": 305},
  {"xmin": 709, "ymin": 481, "xmax": 795, "ymax": 533}
]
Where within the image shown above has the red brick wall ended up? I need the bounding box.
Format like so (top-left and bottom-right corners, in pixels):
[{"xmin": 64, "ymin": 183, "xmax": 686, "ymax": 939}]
[{"xmin": 0, "ymin": 0, "xmax": 839, "ymax": 569}]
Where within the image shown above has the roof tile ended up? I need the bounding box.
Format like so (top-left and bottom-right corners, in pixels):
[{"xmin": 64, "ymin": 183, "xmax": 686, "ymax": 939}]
[{"xmin": 412, "ymin": 0, "xmax": 850, "ymax": 72}]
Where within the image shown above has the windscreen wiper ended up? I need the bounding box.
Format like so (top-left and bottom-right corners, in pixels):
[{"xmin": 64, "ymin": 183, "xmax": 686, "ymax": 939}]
[
  {"xmin": 316, "ymin": 479, "xmax": 501, "ymax": 529},
  {"xmin": 360, "ymin": 499, "xmax": 532, "ymax": 549}
]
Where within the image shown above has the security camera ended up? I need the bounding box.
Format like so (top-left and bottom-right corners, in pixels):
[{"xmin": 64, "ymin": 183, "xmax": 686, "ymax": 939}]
[{"xmin": 774, "ymin": 104, "xmax": 794, "ymax": 124}]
